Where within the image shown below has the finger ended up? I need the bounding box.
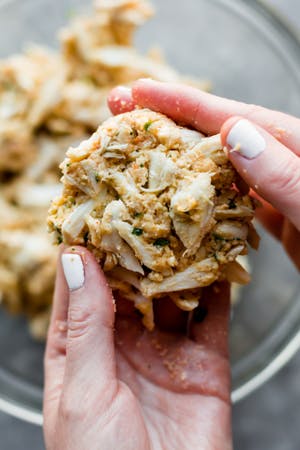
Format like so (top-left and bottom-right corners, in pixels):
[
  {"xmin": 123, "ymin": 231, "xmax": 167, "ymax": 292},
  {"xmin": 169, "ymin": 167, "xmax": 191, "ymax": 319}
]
[
  {"xmin": 281, "ymin": 220, "xmax": 300, "ymax": 271},
  {"xmin": 130, "ymin": 79, "xmax": 300, "ymax": 155},
  {"xmin": 254, "ymin": 198, "xmax": 284, "ymax": 240},
  {"xmin": 190, "ymin": 282, "xmax": 230, "ymax": 358},
  {"xmin": 221, "ymin": 117, "xmax": 300, "ymax": 231},
  {"xmin": 44, "ymin": 246, "xmax": 69, "ymax": 428},
  {"xmin": 108, "ymin": 86, "xmax": 135, "ymax": 115},
  {"xmin": 61, "ymin": 247, "xmax": 117, "ymax": 401}
]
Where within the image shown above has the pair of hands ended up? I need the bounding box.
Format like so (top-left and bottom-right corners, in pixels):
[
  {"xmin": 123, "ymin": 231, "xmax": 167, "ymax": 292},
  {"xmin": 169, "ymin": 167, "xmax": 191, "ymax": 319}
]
[{"xmin": 44, "ymin": 80, "xmax": 300, "ymax": 450}]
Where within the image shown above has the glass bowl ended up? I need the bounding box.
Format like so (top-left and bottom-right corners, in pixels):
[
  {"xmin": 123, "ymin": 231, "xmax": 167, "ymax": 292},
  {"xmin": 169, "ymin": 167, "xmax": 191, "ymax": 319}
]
[{"xmin": 0, "ymin": 0, "xmax": 300, "ymax": 425}]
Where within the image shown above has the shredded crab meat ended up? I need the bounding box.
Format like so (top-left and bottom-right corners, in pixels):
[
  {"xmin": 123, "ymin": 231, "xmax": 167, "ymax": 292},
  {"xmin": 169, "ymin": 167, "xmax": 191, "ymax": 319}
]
[
  {"xmin": 144, "ymin": 151, "xmax": 176, "ymax": 193},
  {"xmin": 0, "ymin": 0, "xmax": 250, "ymax": 338},
  {"xmin": 48, "ymin": 108, "xmax": 258, "ymax": 329},
  {"xmin": 62, "ymin": 199, "xmax": 95, "ymax": 241},
  {"xmin": 101, "ymin": 230, "xmax": 144, "ymax": 274}
]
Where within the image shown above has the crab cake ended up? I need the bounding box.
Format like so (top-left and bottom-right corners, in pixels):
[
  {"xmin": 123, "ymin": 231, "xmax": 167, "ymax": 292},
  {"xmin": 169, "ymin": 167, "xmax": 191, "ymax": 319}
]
[{"xmin": 48, "ymin": 108, "xmax": 258, "ymax": 329}]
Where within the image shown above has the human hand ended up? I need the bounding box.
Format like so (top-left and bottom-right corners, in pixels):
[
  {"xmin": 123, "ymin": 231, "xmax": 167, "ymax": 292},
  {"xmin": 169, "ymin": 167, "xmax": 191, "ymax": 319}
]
[
  {"xmin": 43, "ymin": 247, "xmax": 232, "ymax": 450},
  {"xmin": 108, "ymin": 80, "xmax": 300, "ymax": 270}
]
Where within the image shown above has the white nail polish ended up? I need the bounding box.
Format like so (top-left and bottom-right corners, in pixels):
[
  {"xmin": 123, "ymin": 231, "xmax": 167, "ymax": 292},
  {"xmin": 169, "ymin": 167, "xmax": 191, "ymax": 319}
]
[
  {"xmin": 116, "ymin": 86, "xmax": 131, "ymax": 94},
  {"xmin": 61, "ymin": 254, "xmax": 85, "ymax": 291},
  {"xmin": 227, "ymin": 119, "xmax": 266, "ymax": 159}
]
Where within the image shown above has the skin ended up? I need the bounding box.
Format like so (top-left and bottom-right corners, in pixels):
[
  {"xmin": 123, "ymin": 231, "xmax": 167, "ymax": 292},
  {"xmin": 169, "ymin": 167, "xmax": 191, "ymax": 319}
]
[
  {"xmin": 44, "ymin": 248, "xmax": 232, "ymax": 450},
  {"xmin": 108, "ymin": 80, "xmax": 300, "ymax": 269},
  {"xmin": 44, "ymin": 79, "xmax": 300, "ymax": 450}
]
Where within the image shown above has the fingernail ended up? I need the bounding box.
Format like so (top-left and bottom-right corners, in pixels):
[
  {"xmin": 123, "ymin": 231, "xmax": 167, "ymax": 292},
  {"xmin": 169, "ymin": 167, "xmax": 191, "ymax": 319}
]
[
  {"xmin": 61, "ymin": 253, "xmax": 85, "ymax": 291},
  {"xmin": 115, "ymin": 86, "xmax": 132, "ymax": 94},
  {"xmin": 227, "ymin": 119, "xmax": 266, "ymax": 159},
  {"xmin": 138, "ymin": 77, "xmax": 154, "ymax": 82}
]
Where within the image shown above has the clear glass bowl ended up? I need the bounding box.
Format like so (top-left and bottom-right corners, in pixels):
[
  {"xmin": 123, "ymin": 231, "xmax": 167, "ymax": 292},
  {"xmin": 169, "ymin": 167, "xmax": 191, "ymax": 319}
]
[{"xmin": 0, "ymin": 0, "xmax": 299, "ymax": 424}]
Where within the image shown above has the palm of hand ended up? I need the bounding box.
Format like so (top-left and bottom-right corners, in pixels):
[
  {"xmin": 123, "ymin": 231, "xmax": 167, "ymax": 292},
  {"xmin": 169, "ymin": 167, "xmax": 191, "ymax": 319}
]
[{"xmin": 98, "ymin": 289, "xmax": 231, "ymax": 450}]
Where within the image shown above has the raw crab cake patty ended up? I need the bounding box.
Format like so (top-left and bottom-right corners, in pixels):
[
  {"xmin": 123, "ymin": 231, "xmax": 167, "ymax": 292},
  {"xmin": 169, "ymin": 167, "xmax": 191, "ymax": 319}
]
[{"xmin": 48, "ymin": 108, "xmax": 258, "ymax": 329}]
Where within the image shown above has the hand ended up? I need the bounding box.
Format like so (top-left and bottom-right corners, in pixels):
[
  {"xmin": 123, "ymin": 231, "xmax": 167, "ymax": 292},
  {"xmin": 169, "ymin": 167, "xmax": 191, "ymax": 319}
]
[
  {"xmin": 108, "ymin": 80, "xmax": 300, "ymax": 270},
  {"xmin": 44, "ymin": 247, "xmax": 232, "ymax": 450}
]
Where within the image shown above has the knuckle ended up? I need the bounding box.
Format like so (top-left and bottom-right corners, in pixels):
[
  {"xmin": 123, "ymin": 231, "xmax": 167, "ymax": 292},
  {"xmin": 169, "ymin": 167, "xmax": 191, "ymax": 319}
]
[
  {"xmin": 60, "ymin": 392, "xmax": 86, "ymax": 423},
  {"xmin": 45, "ymin": 329, "xmax": 67, "ymax": 361},
  {"xmin": 267, "ymin": 157, "xmax": 300, "ymax": 196},
  {"xmin": 68, "ymin": 304, "xmax": 94, "ymax": 339},
  {"xmin": 246, "ymin": 103, "xmax": 266, "ymax": 121}
]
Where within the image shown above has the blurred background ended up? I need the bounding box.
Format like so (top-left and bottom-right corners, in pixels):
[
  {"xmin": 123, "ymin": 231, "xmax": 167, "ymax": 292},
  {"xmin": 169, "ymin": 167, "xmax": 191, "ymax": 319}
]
[{"xmin": 0, "ymin": 0, "xmax": 299, "ymax": 449}]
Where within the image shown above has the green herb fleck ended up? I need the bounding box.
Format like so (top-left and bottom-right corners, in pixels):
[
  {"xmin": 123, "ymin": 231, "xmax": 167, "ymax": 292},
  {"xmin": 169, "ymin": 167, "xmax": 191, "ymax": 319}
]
[
  {"xmin": 134, "ymin": 212, "xmax": 143, "ymax": 218},
  {"xmin": 213, "ymin": 233, "xmax": 225, "ymax": 242},
  {"xmin": 132, "ymin": 227, "xmax": 143, "ymax": 236},
  {"xmin": 94, "ymin": 173, "xmax": 100, "ymax": 183},
  {"xmin": 66, "ymin": 163, "xmax": 71, "ymax": 168},
  {"xmin": 229, "ymin": 198, "xmax": 237, "ymax": 209},
  {"xmin": 54, "ymin": 227, "xmax": 63, "ymax": 245},
  {"xmin": 153, "ymin": 238, "xmax": 170, "ymax": 247},
  {"xmin": 213, "ymin": 253, "xmax": 219, "ymax": 262},
  {"xmin": 144, "ymin": 121, "xmax": 153, "ymax": 131},
  {"xmin": 140, "ymin": 164, "xmax": 144, "ymax": 168}
]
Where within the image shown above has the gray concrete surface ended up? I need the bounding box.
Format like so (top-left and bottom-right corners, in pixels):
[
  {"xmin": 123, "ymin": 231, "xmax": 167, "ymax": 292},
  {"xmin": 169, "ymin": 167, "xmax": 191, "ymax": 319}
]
[{"xmin": 0, "ymin": 0, "xmax": 299, "ymax": 449}]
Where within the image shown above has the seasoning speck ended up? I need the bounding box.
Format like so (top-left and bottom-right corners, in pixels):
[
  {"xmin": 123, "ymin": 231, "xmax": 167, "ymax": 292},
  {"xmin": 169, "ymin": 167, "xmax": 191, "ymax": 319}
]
[
  {"xmin": 132, "ymin": 227, "xmax": 143, "ymax": 236},
  {"xmin": 144, "ymin": 120, "xmax": 153, "ymax": 131},
  {"xmin": 153, "ymin": 238, "xmax": 170, "ymax": 247}
]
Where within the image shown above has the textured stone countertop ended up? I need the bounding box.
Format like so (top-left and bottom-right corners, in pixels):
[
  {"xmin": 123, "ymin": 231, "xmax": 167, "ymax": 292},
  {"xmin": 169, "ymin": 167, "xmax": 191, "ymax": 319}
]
[{"xmin": 0, "ymin": 1, "xmax": 300, "ymax": 449}]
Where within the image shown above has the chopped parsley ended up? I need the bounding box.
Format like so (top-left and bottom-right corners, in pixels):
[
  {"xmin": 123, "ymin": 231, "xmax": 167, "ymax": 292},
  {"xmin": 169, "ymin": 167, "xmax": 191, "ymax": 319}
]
[
  {"xmin": 228, "ymin": 198, "xmax": 237, "ymax": 209},
  {"xmin": 213, "ymin": 253, "xmax": 219, "ymax": 262},
  {"xmin": 55, "ymin": 227, "xmax": 63, "ymax": 245},
  {"xmin": 132, "ymin": 227, "xmax": 143, "ymax": 236},
  {"xmin": 144, "ymin": 120, "xmax": 153, "ymax": 131},
  {"xmin": 212, "ymin": 233, "xmax": 225, "ymax": 242},
  {"xmin": 66, "ymin": 197, "xmax": 76, "ymax": 207},
  {"xmin": 153, "ymin": 238, "xmax": 170, "ymax": 247}
]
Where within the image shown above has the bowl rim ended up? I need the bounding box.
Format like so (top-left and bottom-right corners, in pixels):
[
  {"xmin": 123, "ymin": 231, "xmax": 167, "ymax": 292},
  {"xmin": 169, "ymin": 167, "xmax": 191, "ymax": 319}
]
[
  {"xmin": 0, "ymin": 0, "xmax": 300, "ymax": 425},
  {"xmin": 2, "ymin": 296, "xmax": 300, "ymax": 427}
]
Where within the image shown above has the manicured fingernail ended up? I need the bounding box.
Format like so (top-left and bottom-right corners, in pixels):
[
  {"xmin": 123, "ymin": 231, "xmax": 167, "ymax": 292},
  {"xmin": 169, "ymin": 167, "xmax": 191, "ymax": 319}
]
[
  {"xmin": 61, "ymin": 253, "xmax": 85, "ymax": 291},
  {"xmin": 227, "ymin": 119, "xmax": 266, "ymax": 159},
  {"xmin": 115, "ymin": 86, "xmax": 131, "ymax": 94},
  {"xmin": 138, "ymin": 77, "xmax": 154, "ymax": 82}
]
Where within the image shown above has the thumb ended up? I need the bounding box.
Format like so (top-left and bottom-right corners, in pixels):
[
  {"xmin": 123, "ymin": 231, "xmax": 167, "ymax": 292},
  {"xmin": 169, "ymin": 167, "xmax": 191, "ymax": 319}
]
[
  {"xmin": 221, "ymin": 117, "xmax": 300, "ymax": 231},
  {"xmin": 61, "ymin": 247, "xmax": 117, "ymax": 401}
]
